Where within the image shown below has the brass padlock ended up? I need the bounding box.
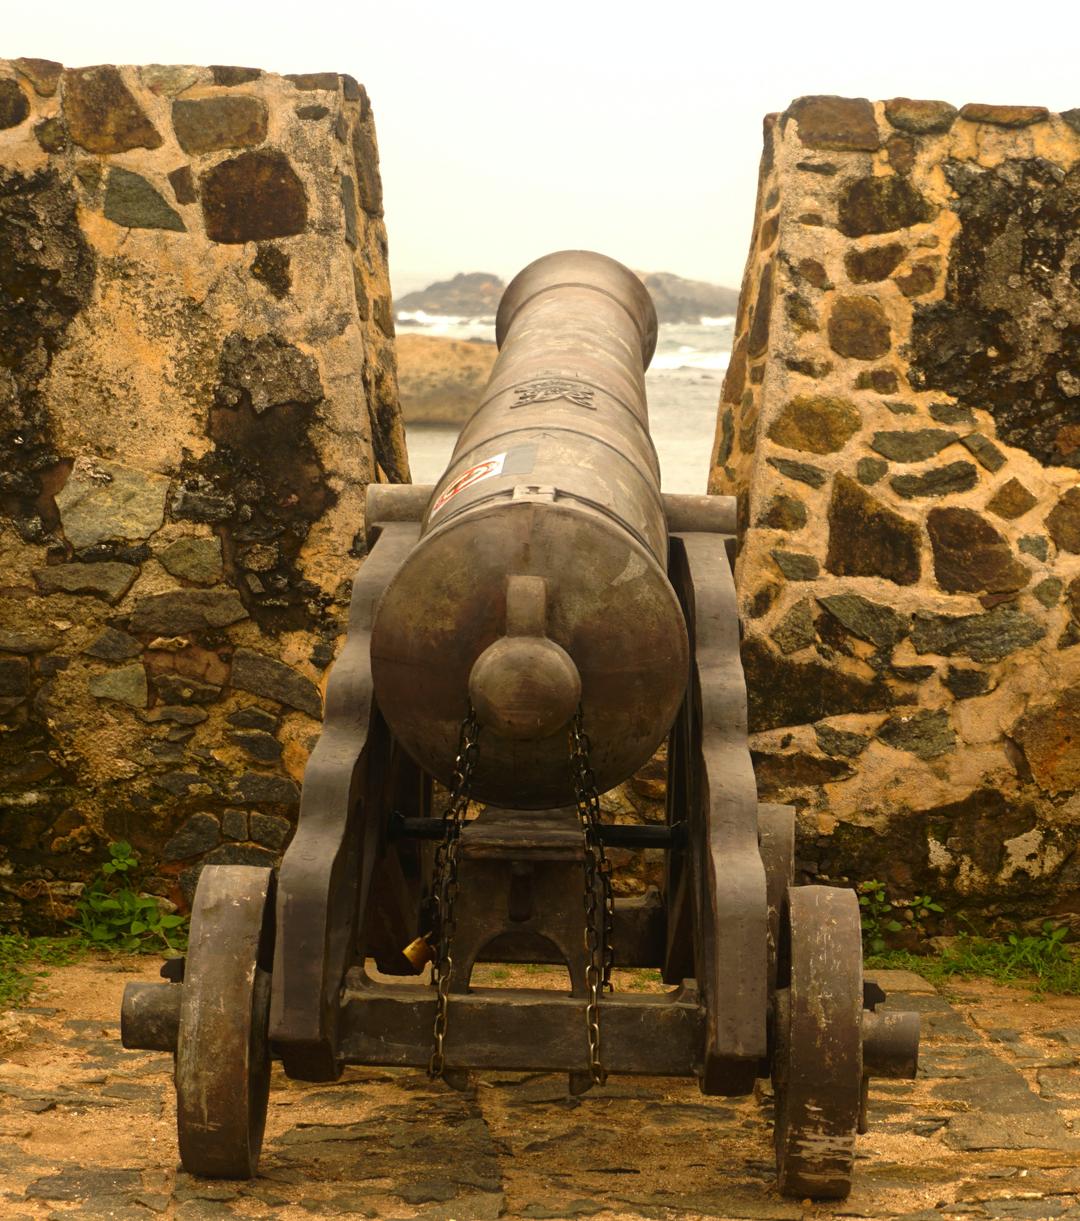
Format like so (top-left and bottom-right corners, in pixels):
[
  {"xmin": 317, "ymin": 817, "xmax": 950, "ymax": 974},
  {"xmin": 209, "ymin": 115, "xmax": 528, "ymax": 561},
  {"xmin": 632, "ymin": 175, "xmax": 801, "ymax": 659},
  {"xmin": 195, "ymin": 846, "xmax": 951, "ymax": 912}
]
[{"xmin": 402, "ymin": 935, "xmax": 433, "ymax": 971}]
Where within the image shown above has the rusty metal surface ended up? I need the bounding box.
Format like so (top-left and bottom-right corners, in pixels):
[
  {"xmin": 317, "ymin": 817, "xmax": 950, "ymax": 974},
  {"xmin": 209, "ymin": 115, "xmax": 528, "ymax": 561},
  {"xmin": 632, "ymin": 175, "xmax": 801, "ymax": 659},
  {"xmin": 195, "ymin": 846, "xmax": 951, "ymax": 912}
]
[
  {"xmin": 863, "ymin": 1008, "xmax": 920, "ymax": 1079},
  {"xmin": 467, "ymin": 575, "xmax": 582, "ymax": 741},
  {"xmin": 448, "ymin": 807, "xmax": 594, "ymax": 997},
  {"xmin": 666, "ymin": 531, "xmax": 768, "ymax": 1093},
  {"xmin": 175, "ymin": 865, "xmax": 275, "ymax": 1179},
  {"xmin": 773, "ymin": 885, "xmax": 864, "ymax": 1200},
  {"xmin": 120, "ymin": 980, "xmax": 181, "ymax": 1053},
  {"xmin": 371, "ymin": 252, "xmax": 688, "ymax": 807},
  {"xmin": 663, "ymin": 493, "xmax": 737, "ymax": 535},
  {"xmin": 367, "ymin": 485, "xmax": 739, "ymax": 541},
  {"xmin": 338, "ymin": 983, "xmax": 702, "ymax": 1076},
  {"xmin": 364, "ymin": 482, "xmax": 433, "ymax": 545},
  {"xmin": 271, "ymin": 523, "xmax": 426, "ymax": 1079}
]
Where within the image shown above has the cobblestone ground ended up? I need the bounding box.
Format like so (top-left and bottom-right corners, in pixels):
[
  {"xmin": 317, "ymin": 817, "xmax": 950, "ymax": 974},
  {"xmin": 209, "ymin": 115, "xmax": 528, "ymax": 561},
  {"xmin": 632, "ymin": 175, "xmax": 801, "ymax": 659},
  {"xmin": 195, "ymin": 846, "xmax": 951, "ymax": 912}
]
[{"xmin": 1, "ymin": 961, "xmax": 1079, "ymax": 1220}]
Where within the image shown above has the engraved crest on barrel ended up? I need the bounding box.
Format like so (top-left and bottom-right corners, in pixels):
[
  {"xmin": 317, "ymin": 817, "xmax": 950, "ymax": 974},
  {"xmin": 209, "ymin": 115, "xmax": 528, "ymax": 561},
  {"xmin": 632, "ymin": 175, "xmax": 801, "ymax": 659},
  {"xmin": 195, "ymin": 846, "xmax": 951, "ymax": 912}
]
[{"xmin": 370, "ymin": 251, "xmax": 689, "ymax": 807}]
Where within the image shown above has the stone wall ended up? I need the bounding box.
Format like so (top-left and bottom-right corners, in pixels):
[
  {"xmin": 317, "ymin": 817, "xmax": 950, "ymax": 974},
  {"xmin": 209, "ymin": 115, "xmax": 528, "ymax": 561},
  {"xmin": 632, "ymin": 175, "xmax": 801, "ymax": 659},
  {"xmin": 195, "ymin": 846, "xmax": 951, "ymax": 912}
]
[
  {"xmin": 710, "ymin": 96, "xmax": 1080, "ymax": 927},
  {"xmin": 0, "ymin": 59, "xmax": 408, "ymax": 926}
]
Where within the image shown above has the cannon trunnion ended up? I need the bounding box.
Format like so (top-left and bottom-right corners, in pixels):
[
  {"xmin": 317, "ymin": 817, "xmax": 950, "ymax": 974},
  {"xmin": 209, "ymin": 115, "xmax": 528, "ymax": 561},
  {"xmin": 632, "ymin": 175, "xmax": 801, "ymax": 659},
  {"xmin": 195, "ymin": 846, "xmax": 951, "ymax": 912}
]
[{"xmin": 121, "ymin": 252, "xmax": 920, "ymax": 1201}]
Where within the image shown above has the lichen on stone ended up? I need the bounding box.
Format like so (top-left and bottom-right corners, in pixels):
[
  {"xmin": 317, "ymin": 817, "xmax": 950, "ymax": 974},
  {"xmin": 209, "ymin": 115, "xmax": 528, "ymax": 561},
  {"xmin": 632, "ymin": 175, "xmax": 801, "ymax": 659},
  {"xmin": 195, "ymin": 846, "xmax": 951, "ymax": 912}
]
[{"xmin": 910, "ymin": 158, "xmax": 1080, "ymax": 469}]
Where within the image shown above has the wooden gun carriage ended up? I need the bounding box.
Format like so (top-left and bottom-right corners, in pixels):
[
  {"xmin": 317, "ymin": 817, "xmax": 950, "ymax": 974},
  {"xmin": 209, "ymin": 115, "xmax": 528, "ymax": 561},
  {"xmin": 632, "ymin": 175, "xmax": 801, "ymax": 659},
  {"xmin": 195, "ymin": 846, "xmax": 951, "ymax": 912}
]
[{"xmin": 121, "ymin": 251, "xmax": 919, "ymax": 1199}]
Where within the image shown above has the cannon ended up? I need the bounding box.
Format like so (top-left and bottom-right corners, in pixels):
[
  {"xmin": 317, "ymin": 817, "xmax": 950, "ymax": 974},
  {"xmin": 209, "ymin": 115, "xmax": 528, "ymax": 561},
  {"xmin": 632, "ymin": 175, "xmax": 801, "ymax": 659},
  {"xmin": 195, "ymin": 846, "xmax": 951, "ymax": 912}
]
[{"xmin": 120, "ymin": 251, "xmax": 920, "ymax": 1198}]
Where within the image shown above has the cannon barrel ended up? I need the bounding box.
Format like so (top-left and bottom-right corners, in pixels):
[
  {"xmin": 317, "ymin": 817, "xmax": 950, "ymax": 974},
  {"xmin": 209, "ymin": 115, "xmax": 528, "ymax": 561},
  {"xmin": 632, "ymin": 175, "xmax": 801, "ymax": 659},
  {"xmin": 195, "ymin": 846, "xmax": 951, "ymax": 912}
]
[{"xmin": 370, "ymin": 251, "xmax": 690, "ymax": 808}]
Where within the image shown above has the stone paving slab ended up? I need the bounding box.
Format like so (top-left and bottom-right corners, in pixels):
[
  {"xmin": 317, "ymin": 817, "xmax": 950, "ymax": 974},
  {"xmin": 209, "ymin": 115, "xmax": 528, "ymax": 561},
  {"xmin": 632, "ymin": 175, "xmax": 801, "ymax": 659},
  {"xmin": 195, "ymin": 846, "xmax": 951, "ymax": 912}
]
[{"xmin": 0, "ymin": 960, "xmax": 1079, "ymax": 1219}]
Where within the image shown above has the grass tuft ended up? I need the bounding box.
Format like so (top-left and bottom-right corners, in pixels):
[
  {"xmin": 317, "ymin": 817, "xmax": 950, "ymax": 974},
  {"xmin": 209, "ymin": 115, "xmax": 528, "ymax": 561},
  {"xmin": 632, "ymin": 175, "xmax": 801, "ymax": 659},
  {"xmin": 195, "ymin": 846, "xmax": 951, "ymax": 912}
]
[
  {"xmin": 867, "ymin": 923, "xmax": 1080, "ymax": 997},
  {"xmin": 0, "ymin": 933, "xmax": 87, "ymax": 1008}
]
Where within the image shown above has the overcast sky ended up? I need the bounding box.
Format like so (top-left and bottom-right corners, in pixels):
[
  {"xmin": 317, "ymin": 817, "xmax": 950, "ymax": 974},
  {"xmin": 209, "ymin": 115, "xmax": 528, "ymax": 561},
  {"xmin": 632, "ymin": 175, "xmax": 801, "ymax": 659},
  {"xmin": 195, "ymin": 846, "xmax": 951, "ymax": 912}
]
[{"xmin": 7, "ymin": 1, "xmax": 1080, "ymax": 294}]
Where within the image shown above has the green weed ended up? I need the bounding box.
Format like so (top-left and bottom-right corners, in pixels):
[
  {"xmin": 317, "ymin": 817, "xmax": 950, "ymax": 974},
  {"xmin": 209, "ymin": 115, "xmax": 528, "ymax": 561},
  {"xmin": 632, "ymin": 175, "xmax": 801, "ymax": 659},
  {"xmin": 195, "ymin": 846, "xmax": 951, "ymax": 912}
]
[
  {"xmin": 859, "ymin": 878, "xmax": 1077, "ymax": 995},
  {"xmin": 867, "ymin": 921, "xmax": 1080, "ymax": 996},
  {"xmin": 857, "ymin": 880, "xmax": 904, "ymax": 953},
  {"xmin": 859, "ymin": 879, "xmax": 944, "ymax": 953},
  {"xmin": 71, "ymin": 841, "xmax": 187, "ymax": 953}
]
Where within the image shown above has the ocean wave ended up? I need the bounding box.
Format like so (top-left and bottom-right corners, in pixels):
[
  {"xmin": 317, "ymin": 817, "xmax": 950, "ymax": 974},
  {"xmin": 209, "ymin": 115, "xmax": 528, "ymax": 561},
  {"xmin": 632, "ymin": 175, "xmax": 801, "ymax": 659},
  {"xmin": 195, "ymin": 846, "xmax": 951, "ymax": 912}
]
[
  {"xmin": 397, "ymin": 309, "xmax": 496, "ymax": 327},
  {"xmin": 650, "ymin": 349, "xmax": 731, "ymax": 372},
  {"xmin": 396, "ymin": 310, "xmax": 498, "ymax": 343},
  {"xmin": 395, "ymin": 311, "xmax": 733, "ymax": 372}
]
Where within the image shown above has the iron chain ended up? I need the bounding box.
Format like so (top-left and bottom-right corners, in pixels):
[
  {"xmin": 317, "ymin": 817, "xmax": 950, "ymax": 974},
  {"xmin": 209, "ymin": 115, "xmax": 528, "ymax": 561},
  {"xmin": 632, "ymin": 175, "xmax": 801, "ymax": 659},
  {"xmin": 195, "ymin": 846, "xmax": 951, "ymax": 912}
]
[
  {"xmin": 428, "ymin": 709, "xmax": 480, "ymax": 1079},
  {"xmin": 570, "ymin": 707, "xmax": 615, "ymax": 1085},
  {"xmin": 429, "ymin": 706, "xmax": 613, "ymax": 1086}
]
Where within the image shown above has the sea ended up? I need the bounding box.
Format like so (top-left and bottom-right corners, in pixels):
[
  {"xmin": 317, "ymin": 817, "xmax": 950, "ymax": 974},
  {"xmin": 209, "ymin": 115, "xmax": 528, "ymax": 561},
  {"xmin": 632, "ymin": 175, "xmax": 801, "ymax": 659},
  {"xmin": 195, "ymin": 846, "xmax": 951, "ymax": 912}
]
[{"xmin": 398, "ymin": 312, "xmax": 734, "ymax": 495}]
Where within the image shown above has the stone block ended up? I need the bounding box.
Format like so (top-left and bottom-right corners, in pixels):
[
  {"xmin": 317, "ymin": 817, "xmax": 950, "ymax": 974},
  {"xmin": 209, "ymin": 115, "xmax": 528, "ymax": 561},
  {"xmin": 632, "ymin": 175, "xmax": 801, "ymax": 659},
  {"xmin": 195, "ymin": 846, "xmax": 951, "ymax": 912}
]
[
  {"xmin": 885, "ymin": 97, "xmax": 958, "ymax": 134},
  {"xmin": 0, "ymin": 77, "xmax": 30, "ymax": 129},
  {"xmin": 927, "ymin": 507, "xmax": 1029, "ymax": 594},
  {"xmin": 870, "ymin": 430, "xmax": 958, "ymax": 463},
  {"xmin": 34, "ymin": 562, "xmax": 138, "ymax": 604},
  {"xmin": 227, "ymin": 705, "xmax": 278, "ymax": 732},
  {"xmin": 210, "ymin": 65, "xmax": 262, "ymax": 86},
  {"xmin": 1047, "ymin": 488, "xmax": 1080, "ymax": 553},
  {"xmin": 200, "ymin": 149, "xmax": 308, "ymax": 243},
  {"xmin": 770, "ymin": 599, "xmax": 815, "ymax": 654},
  {"xmin": 13, "ymin": 58, "xmax": 63, "ymax": 97},
  {"xmin": 128, "ymin": 590, "xmax": 247, "ymax": 636},
  {"xmin": 987, "ymin": 479, "xmax": 1039, "ymax": 520},
  {"xmin": 878, "ymin": 709, "xmax": 955, "ymax": 759},
  {"xmin": 959, "ymin": 103, "xmax": 1049, "ymax": 127},
  {"xmin": 785, "ymin": 95, "xmax": 879, "ymax": 151},
  {"xmin": 825, "ymin": 476, "xmax": 920, "ymax": 585},
  {"xmin": 912, "ymin": 606, "xmax": 1045, "ymax": 663},
  {"xmin": 55, "ymin": 458, "xmax": 169, "ymax": 549},
  {"xmin": 172, "ymin": 95, "xmax": 268, "ymax": 154},
  {"xmin": 63, "ymin": 65, "xmax": 162, "ymax": 152},
  {"xmin": 837, "ymin": 176, "xmax": 934, "ymax": 237},
  {"xmin": 0, "ymin": 656, "xmax": 31, "ymax": 697},
  {"xmin": 767, "ymin": 395, "xmax": 860, "ymax": 454},
  {"xmin": 845, "ymin": 243, "xmax": 905, "ymax": 283},
  {"xmin": 220, "ymin": 808, "xmax": 248, "ymax": 840},
  {"xmin": 229, "ymin": 729, "xmax": 282, "ymax": 762},
  {"xmin": 103, "ymin": 167, "xmax": 185, "ymax": 231},
  {"xmin": 890, "ymin": 461, "xmax": 979, "ymax": 499},
  {"xmin": 771, "ymin": 550, "xmax": 819, "ymax": 580},
  {"xmin": 83, "ymin": 628, "xmax": 142, "ymax": 661},
  {"xmin": 818, "ymin": 593, "xmax": 908, "ymax": 651},
  {"xmin": 231, "ymin": 648, "xmax": 321, "ymax": 718},
  {"xmin": 163, "ymin": 812, "xmax": 221, "ymax": 860},
  {"xmin": 0, "ymin": 629, "xmax": 59, "ymax": 654},
  {"xmin": 1012, "ymin": 689, "xmax": 1080, "ymax": 794},
  {"xmin": 827, "ymin": 296, "xmax": 891, "ymax": 359},
  {"xmin": 157, "ymin": 537, "xmax": 223, "ymax": 585},
  {"xmin": 249, "ymin": 812, "xmax": 291, "ymax": 849},
  {"xmin": 88, "ymin": 663, "xmax": 148, "ymax": 708}
]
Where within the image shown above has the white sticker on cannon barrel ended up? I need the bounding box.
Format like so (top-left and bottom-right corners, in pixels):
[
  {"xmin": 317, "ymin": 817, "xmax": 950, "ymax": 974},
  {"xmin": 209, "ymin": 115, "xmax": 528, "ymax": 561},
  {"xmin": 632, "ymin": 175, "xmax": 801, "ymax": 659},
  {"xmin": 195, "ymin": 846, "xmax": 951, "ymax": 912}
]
[{"xmin": 430, "ymin": 452, "xmax": 506, "ymax": 516}]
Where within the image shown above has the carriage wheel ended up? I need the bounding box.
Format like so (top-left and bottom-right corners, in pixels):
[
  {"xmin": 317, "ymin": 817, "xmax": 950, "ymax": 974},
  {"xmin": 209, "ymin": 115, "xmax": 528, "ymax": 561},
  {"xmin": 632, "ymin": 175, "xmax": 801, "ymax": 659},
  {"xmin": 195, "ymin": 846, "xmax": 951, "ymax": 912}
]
[
  {"xmin": 772, "ymin": 886, "xmax": 863, "ymax": 1200},
  {"xmin": 176, "ymin": 865, "xmax": 276, "ymax": 1178}
]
